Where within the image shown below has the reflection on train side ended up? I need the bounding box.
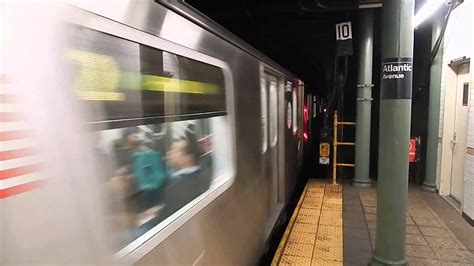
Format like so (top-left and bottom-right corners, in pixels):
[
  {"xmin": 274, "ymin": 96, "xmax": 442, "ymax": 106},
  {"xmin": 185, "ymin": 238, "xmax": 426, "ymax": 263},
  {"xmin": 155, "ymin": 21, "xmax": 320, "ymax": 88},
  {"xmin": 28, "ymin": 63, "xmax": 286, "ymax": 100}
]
[
  {"xmin": 68, "ymin": 25, "xmax": 232, "ymax": 251},
  {"xmin": 98, "ymin": 118, "xmax": 222, "ymax": 248}
]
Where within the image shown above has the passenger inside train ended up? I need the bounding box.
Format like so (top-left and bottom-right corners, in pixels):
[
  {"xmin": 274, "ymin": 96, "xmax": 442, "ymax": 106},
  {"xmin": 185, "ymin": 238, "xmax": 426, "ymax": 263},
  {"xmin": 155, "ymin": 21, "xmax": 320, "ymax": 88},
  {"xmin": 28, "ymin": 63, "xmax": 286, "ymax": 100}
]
[
  {"xmin": 99, "ymin": 120, "xmax": 216, "ymax": 248},
  {"xmin": 54, "ymin": 23, "xmax": 233, "ymax": 250}
]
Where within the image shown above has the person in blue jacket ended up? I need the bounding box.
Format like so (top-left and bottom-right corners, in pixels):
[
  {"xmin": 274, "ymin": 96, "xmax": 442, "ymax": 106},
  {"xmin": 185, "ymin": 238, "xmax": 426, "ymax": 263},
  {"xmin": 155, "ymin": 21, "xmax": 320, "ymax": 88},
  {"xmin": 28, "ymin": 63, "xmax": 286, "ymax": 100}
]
[{"xmin": 114, "ymin": 127, "xmax": 167, "ymax": 230}]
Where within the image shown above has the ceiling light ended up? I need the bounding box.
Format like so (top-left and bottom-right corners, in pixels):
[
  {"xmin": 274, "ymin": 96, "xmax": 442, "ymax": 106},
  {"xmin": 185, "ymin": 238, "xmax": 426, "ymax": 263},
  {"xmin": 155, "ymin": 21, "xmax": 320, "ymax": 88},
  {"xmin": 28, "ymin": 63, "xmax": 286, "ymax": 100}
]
[{"xmin": 413, "ymin": 0, "xmax": 447, "ymax": 28}]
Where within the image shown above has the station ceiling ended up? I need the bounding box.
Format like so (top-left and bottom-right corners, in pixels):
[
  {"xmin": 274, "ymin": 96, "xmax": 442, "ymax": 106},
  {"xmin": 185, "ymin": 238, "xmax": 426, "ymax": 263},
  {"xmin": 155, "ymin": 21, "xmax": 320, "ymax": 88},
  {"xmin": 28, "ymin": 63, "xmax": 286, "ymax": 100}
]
[{"xmin": 185, "ymin": 0, "xmax": 384, "ymax": 95}]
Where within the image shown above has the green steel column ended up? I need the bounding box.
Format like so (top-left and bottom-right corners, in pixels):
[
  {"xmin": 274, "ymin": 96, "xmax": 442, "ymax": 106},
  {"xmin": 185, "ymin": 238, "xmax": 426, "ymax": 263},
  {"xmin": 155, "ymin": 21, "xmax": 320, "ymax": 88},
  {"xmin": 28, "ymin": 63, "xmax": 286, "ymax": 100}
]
[
  {"xmin": 371, "ymin": 0, "xmax": 414, "ymax": 265},
  {"xmin": 423, "ymin": 13, "xmax": 444, "ymax": 192},
  {"xmin": 353, "ymin": 9, "xmax": 374, "ymax": 187}
]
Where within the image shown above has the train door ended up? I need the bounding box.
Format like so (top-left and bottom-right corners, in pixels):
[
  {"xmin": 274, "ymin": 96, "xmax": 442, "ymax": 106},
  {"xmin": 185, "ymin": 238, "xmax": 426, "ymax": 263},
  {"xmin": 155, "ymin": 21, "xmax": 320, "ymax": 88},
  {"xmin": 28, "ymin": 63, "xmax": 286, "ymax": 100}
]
[
  {"xmin": 261, "ymin": 72, "xmax": 282, "ymax": 235},
  {"xmin": 449, "ymin": 63, "xmax": 470, "ymax": 202}
]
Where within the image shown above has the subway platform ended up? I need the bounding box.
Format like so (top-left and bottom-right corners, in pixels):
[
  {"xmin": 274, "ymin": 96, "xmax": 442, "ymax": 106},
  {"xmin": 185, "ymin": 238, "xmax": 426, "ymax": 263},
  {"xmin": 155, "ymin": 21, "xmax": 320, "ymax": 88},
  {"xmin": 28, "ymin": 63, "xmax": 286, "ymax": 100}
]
[{"xmin": 271, "ymin": 179, "xmax": 474, "ymax": 265}]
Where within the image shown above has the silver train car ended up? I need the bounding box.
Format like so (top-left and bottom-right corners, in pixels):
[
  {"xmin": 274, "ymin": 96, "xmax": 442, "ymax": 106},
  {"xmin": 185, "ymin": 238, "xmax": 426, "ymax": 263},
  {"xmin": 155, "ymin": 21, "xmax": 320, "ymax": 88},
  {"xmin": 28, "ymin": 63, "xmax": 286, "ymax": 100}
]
[{"xmin": 1, "ymin": 1, "xmax": 307, "ymax": 264}]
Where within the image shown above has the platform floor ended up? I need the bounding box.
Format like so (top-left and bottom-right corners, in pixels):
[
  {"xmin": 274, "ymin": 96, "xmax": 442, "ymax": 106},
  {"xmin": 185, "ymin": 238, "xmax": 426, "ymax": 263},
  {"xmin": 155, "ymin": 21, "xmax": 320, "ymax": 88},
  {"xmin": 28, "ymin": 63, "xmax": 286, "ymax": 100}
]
[
  {"xmin": 272, "ymin": 180, "xmax": 343, "ymax": 265},
  {"xmin": 272, "ymin": 179, "xmax": 474, "ymax": 265}
]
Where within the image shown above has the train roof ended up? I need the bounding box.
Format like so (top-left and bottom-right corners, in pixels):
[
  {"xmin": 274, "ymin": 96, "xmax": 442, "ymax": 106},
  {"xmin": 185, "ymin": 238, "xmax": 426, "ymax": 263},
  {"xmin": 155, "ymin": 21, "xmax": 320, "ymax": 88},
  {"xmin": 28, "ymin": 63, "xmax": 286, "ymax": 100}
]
[{"xmin": 158, "ymin": 0, "xmax": 302, "ymax": 82}]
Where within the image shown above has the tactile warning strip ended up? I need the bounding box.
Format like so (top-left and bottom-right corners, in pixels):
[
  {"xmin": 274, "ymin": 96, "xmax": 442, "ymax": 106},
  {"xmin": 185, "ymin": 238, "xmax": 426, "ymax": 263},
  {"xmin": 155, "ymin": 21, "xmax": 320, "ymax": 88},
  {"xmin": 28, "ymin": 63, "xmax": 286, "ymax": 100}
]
[{"xmin": 272, "ymin": 180, "xmax": 343, "ymax": 266}]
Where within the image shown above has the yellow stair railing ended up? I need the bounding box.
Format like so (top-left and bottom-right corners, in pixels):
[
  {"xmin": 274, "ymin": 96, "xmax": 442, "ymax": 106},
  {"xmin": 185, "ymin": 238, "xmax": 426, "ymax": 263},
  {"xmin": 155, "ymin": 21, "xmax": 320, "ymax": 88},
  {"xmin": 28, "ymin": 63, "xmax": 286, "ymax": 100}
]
[{"xmin": 333, "ymin": 111, "xmax": 355, "ymax": 184}]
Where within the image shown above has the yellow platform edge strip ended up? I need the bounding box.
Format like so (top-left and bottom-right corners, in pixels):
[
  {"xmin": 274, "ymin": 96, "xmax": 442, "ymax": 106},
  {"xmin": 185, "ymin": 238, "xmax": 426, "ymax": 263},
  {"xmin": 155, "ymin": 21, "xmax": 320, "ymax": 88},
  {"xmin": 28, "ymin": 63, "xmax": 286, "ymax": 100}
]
[
  {"xmin": 271, "ymin": 182, "xmax": 310, "ymax": 266},
  {"xmin": 272, "ymin": 180, "xmax": 343, "ymax": 266}
]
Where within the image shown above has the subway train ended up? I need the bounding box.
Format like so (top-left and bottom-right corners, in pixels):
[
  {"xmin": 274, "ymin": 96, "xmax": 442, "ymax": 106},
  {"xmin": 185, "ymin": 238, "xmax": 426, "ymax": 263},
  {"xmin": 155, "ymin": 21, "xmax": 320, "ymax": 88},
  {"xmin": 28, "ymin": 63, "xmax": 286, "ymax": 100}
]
[{"xmin": 2, "ymin": 1, "xmax": 319, "ymax": 264}]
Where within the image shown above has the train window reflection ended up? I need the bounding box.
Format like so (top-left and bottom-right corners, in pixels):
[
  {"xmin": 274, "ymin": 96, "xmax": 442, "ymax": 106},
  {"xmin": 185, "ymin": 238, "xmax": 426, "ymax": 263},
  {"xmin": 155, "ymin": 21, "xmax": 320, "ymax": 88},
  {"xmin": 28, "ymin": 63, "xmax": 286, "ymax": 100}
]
[
  {"xmin": 69, "ymin": 26, "xmax": 233, "ymax": 251},
  {"xmin": 67, "ymin": 26, "xmax": 226, "ymax": 121},
  {"xmin": 313, "ymin": 96, "xmax": 317, "ymax": 118},
  {"xmin": 269, "ymin": 80, "xmax": 278, "ymax": 147},
  {"xmin": 99, "ymin": 117, "xmax": 229, "ymax": 249},
  {"xmin": 292, "ymin": 89, "xmax": 297, "ymax": 135},
  {"xmin": 261, "ymin": 78, "xmax": 268, "ymax": 153}
]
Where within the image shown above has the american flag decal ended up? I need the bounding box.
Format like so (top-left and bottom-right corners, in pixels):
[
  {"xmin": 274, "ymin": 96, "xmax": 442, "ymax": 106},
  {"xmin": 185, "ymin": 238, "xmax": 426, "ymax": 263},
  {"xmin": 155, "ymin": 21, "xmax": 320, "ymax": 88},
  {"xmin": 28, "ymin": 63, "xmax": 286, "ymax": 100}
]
[{"xmin": 0, "ymin": 75, "xmax": 44, "ymax": 199}]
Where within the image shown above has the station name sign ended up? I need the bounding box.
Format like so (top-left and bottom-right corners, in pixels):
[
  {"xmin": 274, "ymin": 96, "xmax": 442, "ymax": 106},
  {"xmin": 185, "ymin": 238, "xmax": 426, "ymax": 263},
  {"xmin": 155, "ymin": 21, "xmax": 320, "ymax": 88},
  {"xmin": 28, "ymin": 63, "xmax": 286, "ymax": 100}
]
[{"xmin": 381, "ymin": 57, "xmax": 413, "ymax": 99}]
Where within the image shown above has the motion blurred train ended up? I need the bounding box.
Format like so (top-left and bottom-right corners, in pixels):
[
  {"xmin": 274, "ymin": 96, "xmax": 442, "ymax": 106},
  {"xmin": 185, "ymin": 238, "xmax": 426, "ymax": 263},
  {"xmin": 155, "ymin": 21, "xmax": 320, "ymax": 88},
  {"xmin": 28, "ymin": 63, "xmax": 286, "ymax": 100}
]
[{"xmin": 2, "ymin": 1, "xmax": 319, "ymax": 264}]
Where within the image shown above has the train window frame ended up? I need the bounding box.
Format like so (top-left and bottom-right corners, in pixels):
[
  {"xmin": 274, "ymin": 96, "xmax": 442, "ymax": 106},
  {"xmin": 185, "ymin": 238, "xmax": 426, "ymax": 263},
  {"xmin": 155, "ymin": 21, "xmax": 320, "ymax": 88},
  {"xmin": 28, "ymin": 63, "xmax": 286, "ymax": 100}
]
[
  {"xmin": 301, "ymin": 85, "xmax": 304, "ymax": 131},
  {"xmin": 64, "ymin": 7, "xmax": 236, "ymax": 263},
  {"xmin": 313, "ymin": 96, "xmax": 317, "ymax": 118},
  {"xmin": 269, "ymin": 79, "xmax": 278, "ymax": 147},
  {"xmin": 292, "ymin": 87, "xmax": 298, "ymax": 135},
  {"xmin": 261, "ymin": 78, "xmax": 268, "ymax": 153}
]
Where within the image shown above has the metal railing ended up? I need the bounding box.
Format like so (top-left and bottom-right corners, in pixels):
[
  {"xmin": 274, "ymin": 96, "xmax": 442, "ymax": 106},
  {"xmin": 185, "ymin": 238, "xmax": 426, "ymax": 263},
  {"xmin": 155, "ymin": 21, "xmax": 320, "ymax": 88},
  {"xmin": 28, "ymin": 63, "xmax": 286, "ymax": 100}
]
[{"xmin": 332, "ymin": 111, "xmax": 356, "ymax": 184}]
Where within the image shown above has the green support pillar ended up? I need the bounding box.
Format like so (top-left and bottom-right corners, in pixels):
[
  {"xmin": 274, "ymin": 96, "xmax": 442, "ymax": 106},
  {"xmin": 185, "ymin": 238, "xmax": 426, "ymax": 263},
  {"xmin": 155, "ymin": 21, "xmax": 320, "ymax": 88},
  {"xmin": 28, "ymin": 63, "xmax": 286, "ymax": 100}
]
[
  {"xmin": 353, "ymin": 9, "xmax": 374, "ymax": 187},
  {"xmin": 371, "ymin": 0, "xmax": 414, "ymax": 265},
  {"xmin": 423, "ymin": 13, "xmax": 444, "ymax": 192}
]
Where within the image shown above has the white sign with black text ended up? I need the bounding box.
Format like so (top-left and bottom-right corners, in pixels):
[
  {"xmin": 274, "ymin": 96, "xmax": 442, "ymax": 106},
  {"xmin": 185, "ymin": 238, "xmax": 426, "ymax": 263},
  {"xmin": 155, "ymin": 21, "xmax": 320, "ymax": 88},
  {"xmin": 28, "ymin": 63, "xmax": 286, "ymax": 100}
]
[{"xmin": 335, "ymin": 22, "xmax": 352, "ymax": 41}]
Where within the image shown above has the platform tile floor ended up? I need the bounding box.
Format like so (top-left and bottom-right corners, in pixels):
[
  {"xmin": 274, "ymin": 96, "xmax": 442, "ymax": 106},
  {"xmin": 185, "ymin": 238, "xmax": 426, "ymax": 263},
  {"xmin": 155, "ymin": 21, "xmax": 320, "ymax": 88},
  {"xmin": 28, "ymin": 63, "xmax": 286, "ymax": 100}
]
[
  {"xmin": 272, "ymin": 179, "xmax": 474, "ymax": 265},
  {"xmin": 272, "ymin": 180, "xmax": 343, "ymax": 265},
  {"xmin": 344, "ymin": 181, "xmax": 474, "ymax": 265}
]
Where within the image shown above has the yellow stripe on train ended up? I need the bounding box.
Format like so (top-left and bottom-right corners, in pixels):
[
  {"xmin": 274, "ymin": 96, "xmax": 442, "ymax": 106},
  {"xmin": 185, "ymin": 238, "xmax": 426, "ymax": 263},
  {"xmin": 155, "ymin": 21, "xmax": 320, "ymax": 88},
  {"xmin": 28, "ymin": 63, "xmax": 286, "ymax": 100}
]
[{"xmin": 66, "ymin": 49, "xmax": 222, "ymax": 101}]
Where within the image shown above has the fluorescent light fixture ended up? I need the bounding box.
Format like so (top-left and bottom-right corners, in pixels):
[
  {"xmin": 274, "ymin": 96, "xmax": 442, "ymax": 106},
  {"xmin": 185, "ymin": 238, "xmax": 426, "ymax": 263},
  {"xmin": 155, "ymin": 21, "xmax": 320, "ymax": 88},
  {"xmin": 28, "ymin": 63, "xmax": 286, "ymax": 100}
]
[{"xmin": 413, "ymin": 0, "xmax": 447, "ymax": 28}]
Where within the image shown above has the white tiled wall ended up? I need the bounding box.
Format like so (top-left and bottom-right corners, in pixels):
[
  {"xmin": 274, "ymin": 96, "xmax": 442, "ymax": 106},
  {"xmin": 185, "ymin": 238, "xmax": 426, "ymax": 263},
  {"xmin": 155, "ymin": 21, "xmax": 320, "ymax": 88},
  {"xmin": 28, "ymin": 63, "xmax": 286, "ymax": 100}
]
[
  {"xmin": 461, "ymin": 0, "xmax": 474, "ymax": 220},
  {"xmin": 464, "ymin": 155, "xmax": 474, "ymax": 218},
  {"xmin": 468, "ymin": 110, "xmax": 474, "ymax": 148},
  {"xmin": 438, "ymin": 35, "xmax": 449, "ymax": 139},
  {"xmin": 436, "ymin": 144, "xmax": 442, "ymax": 188},
  {"xmin": 468, "ymin": 88, "xmax": 474, "ymax": 147},
  {"xmin": 437, "ymin": 0, "xmax": 473, "ymax": 220},
  {"xmin": 464, "ymin": 79, "xmax": 474, "ymax": 219},
  {"xmin": 436, "ymin": 39, "xmax": 449, "ymax": 187}
]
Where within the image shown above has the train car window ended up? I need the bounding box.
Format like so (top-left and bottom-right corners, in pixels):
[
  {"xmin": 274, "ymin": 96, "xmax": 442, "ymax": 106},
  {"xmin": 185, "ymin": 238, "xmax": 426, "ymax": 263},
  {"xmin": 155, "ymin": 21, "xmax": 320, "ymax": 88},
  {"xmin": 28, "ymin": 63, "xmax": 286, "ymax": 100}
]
[
  {"xmin": 313, "ymin": 96, "xmax": 317, "ymax": 118},
  {"xmin": 67, "ymin": 26, "xmax": 226, "ymax": 123},
  {"xmin": 261, "ymin": 78, "xmax": 268, "ymax": 153},
  {"xmin": 67, "ymin": 26, "xmax": 233, "ymax": 250},
  {"xmin": 298, "ymin": 84, "xmax": 304, "ymax": 137},
  {"xmin": 307, "ymin": 94, "xmax": 311, "ymax": 113},
  {"xmin": 292, "ymin": 88, "xmax": 298, "ymax": 135},
  {"xmin": 269, "ymin": 80, "xmax": 278, "ymax": 147}
]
